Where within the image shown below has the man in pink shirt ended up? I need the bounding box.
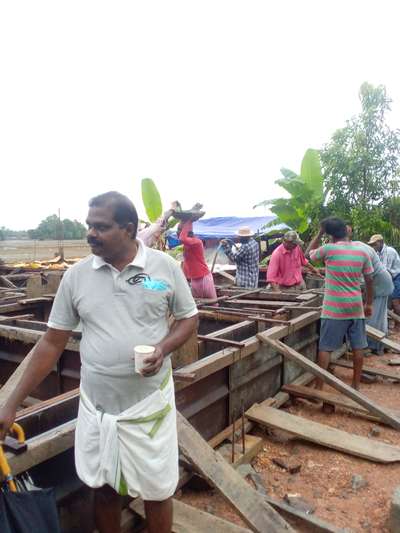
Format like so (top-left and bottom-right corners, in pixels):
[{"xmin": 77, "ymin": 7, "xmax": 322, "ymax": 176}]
[{"xmin": 267, "ymin": 231, "xmax": 321, "ymax": 291}]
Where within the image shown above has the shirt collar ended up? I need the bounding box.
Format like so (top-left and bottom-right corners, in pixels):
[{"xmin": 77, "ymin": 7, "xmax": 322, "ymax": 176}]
[
  {"xmin": 377, "ymin": 244, "xmax": 386, "ymax": 256},
  {"xmin": 281, "ymin": 244, "xmax": 293, "ymax": 255},
  {"xmin": 92, "ymin": 238, "xmax": 147, "ymax": 271}
]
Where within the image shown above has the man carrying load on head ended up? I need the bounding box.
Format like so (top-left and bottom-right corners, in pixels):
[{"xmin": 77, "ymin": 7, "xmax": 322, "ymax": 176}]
[{"xmin": 177, "ymin": 220, "xmax": 217, "ymax": 300}]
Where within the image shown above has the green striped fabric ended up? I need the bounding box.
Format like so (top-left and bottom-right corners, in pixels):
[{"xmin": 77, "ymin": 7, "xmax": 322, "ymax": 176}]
[{"xmin": 310, "ymin": 241, "xmax": 373, "ymax": 319}]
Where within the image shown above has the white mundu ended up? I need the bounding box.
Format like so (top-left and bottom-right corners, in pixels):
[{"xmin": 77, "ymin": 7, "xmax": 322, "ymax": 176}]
[{"xmin": 75, "ymin": 371, "xmax": 178, "ymax": 500}]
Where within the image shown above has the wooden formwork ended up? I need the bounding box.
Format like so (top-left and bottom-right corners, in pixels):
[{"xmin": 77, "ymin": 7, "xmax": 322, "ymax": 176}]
[{"xmin": 0, "ymin": 288, "xmax": 323, "ymax": 531}]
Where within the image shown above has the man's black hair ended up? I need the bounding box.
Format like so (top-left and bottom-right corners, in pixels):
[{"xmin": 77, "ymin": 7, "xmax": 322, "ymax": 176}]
[
  {"xmin": 89, "ymin": 191, "xmax": 138, "ymax": 238},
  {"xmin": 321, "ymin": 216, "xmax": 347, "ymax": 239}
]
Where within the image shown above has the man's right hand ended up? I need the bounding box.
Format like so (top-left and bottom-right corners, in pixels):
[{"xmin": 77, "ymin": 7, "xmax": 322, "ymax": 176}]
[
  {"xmin": 0, "ymin": 405, "xmax": 17, "ymax": 441},
  {"xmin": 364, "ymin": 304, "xmax": 373, "ymax": 318}
]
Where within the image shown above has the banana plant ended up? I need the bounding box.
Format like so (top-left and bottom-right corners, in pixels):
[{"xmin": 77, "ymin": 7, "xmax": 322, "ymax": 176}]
[
  {"xmin": 254, "ymin": 149, "xmax": 327, "ymax": 238},
  {"xmin": 140, "ymin": 178, "xmax": 178, "ymax": 250},
  {"xmin": 141, "ymin": 178, "xmax": 163, "ymax": 223}
]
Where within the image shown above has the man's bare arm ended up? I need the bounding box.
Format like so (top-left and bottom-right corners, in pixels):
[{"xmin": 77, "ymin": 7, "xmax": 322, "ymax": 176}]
[
  {"xmin": 0, "ymin": 328, "xmax": 71, "ymax": 438},
  {"xmin": 364, "ymin": 275, "xmax": 374, "ymax": 317},
  {"xmin": 305, "ymin": 227, "xmax": 324, "ymax": 257},
  {"xmin": 306, "ymin": 263, "xmax": 324, "ymax": 277}
]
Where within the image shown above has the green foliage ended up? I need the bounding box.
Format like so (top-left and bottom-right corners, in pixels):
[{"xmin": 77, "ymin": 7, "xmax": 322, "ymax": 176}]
[
  {"xmin": 254, "ymin": 149, "xmax": 326, "ymax": 239},
  {"xmin": 322, "ymin": 82, "xmax": 400, "ymax": 216},
  {"xmin": 166, "ymin": 244, "xmax": 184, "ymax": 260},
  {"xmin": 350, "ymin": 205, "xmax": 400, "ymax": 249},
  {"xmin": 0, "ymin": 226, "xmax": 28, "ymax": 240},
  {"xmin": 27, "ymin": 215, "xmax": 86, "ymax": 240},
  {"xmin": 141, "ymin": 178, "xmax": 163, "ymax": 223}
]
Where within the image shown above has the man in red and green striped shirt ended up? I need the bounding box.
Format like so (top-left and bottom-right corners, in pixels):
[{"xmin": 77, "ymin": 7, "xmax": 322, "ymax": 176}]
[{"xmin": 308, "ymin": 217, "xmax": 374, "ymax": 390}]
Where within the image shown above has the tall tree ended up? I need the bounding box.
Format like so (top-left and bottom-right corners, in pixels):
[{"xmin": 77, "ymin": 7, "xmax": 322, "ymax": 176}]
[
  {"xmin": 27, "ymin": 215, "xmax": 86, "ymax": 240},
  {"xmin": 321, "ymin": 82, "xmax": 400, "ymax": 218}
]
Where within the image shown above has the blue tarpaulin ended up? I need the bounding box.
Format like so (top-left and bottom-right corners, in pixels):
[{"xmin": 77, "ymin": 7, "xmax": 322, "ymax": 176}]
[{"xmin": 167, "ymin": 216, "xmax": 286, "ymax": 247}]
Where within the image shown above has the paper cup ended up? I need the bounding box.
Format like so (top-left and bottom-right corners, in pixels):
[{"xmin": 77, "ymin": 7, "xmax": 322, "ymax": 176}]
[{"xmin": 134, "ymin": 345, "xmax": 155, "ymax": 374}]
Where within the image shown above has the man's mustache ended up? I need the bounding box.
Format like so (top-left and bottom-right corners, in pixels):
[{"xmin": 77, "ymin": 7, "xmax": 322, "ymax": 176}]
[{"xmin": 87, "ymin": 238, "xmax": 102, "ymax": 246}]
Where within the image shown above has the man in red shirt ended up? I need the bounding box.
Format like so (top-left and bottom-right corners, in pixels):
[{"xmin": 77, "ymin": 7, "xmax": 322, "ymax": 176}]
[
  {"xmin": 177, "ymin": 221, "xmax": 217, "ymax": 299},
  {"xmin": 267, "ymin": 231, "xmax": 321, "ymax": 291}
]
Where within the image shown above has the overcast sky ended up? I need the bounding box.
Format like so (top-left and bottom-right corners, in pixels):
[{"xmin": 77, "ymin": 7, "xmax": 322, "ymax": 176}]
[{"xmin": 1, "ymin": 1, "xmax": 400, "ymax": 230}]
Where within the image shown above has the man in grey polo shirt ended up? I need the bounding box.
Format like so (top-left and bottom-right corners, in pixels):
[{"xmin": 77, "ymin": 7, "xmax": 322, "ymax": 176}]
[{"xmin": 0, "ymin": 191, "xmax": 198, "ymax": 533}]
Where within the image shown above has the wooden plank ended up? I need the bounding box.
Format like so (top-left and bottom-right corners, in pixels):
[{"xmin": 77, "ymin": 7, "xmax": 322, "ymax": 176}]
[
  {"xmin": 177, "ymin": 412, "xmax": 293, "ymax": 532},
  {"xmin": 201, "ymin": 306, "xmax": 275, "ymax": 316},
  {"xmin": 228, "ymin": 299, "xmax": 297, "ymax": 308},
  {"xmin": 332, "ymin": 359, "xmax": 400, "ymax": 380},
  {"xmin": 19, "ymin": 297, "xmax": 53, "ymax": 305},
  {"xmin": 0, "ymin": 347, "xmax": 36, "ymax": 407},
  {"xmin": 281, "ymin": 384, "xmax": 397, "ymax": 424},
  {"xmin": 205, "ymin": 320, "xmax": 255, "ymax": 338},
  {"xmin": 0, "ymin": 302, "xmax": 27, "ymax": 313},
  {"xmin": 365, "ymin": 324, "xmax": 400, "ymax": 353},
  {"xmin": 247, "ymin": 316, "xmax": 290, "ymax": 325},
  {"xmin": 295, "ymin": 292, "xmax": 320, "ymax": 302},
  {"xmin": 131, "ymin": 498, "xmax": 251, "ymax": 533},
  {"xmin": 173, "ymin": 372, "xmax": 196, "ymax": 382},
  {"xmin": 217, "ymin": 434, "xmax": 264, "ymax": 467},
  {"xmin": 0, "ymin": 314, "xmax": 35, "ymax": 323},
  {"xmin": 15, "ymin": 388, "xmax": 80, "ymax": 420},
  {"xmin": 215, "ymin": 270, "xmax": 236, "ymax": 282},
  {"xmin": 211, "ymin": 382, "xmax": 297, "ymax": 448},
  {"xmin": 242, "ymin": 307, "xmax": 282, "ymax": 316},
  {"xmin": 379, "ymin": 337, "xmax": 400, "ymax": 353},
  {"xmin": 258, "ymin": 336, "xmax": 400, "ymax": 430},
  {"xmin": 198, "ymin": 309, "xmax": 250, "ymax": 323},
  {"xmin": 0, "ymin": 324, "xmax": 80, "ymax": 352},
  {"xmin": 197, "ymin": 335, "xmax": 246, "ymax": 348},
  {"xmin": 173, "ymin": 338, "xmax": 259, "ymax": 385},
  {"xmin": 283, "ymin": 306, "xmax": 322, "ymax": 311},
  {"xmin": 223, "ymin": 289, "xmax": 263, "ymax": 302},
  {"xmin": 262, "ymin": 311, "xmax": 320, "ymax": 341},
  {"xmin": 173, "ymin": 312, "xmax": 320, "ymax": 386},
  {"xmin": 265, "ymin": 495, "xmax": 350, "ymax": 533},
  {"xmin": 365, "ymin": 324, "xmax": 386, "ymax": 340},
  {"xmin": 246, "ymin": 405, "xmax": 400, "ymax": 463},
  {"xmin": 0, "ymin": 275, "xmax": 17, "ymax": 289},
  {"xmin": 172, "ymin": 326, "xmax": 199, "ymax": 369},
  {"xmin": 6, "ymin": 420, "xmax": 76, "ymax": 476},
  {"xmin": 388, "ymin": 310, "xmax": 400, "ymax": 323},
  {"xmin": 0, "ymin": 294, "xmax": 26, "ymax": 303},
  {"xmin": 217, "ymin": 289, "xmax": 302, "ymax": 302},
  {"xmin": 25, "ymin": 275, "xmax": 44, "ymax": 298}
]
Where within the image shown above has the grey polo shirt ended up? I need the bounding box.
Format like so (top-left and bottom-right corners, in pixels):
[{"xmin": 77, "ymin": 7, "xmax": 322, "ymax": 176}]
[{"xmin": 48, "ymin": 239, "xmax": 198, "ymax": 414}]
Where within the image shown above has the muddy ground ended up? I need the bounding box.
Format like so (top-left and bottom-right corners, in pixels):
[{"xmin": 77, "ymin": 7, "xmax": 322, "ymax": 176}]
[{"xmin": 179, "ymin": 336, "xmax": 400, "ymax": 532}]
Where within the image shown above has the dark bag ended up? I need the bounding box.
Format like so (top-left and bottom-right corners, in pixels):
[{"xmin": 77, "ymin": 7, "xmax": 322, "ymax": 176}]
[{"xmin": 0, "ymin": 488, "xmax": 61, "ymax": 533}]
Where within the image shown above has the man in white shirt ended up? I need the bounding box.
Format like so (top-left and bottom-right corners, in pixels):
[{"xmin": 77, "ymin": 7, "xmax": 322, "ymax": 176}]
[
  {"xmin": 0, "ymin": 191, "xmax": 198, "ymax": 533},
  {"xmin": 368, "ymin": 234, "xmax": 400, "ymax": 324}
]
